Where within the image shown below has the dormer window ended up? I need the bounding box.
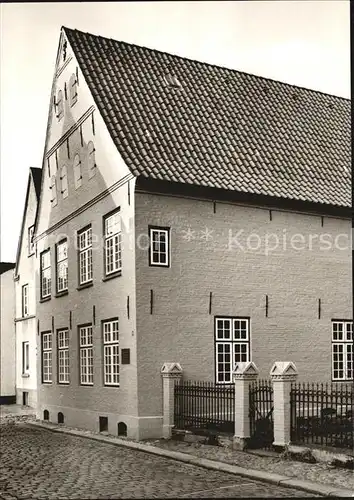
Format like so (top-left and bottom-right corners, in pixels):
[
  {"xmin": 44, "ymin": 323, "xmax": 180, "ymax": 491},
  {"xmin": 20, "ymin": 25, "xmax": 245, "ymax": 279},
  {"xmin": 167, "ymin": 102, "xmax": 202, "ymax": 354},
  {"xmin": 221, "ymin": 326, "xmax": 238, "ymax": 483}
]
[
  {"xmin": 163, "ymin": 74, "xmax": 181, "ymax": 88},
  {"xmin": 88, "ymin": 141, "xmax": 96, "ymax": 179},
  {"xmin": 60, "ymin": 165, "xmax": 68, "ymax": 198},
  {"xmin": 70, "ymin": 74, "xmax": 78, "ymax": 107},
  {"xmin": 50, "ymin": 176, "xmax": 58, "ymax": 206},
  {"xmin": 56, "ymin": 90, "xmax": 64, "ymax": 121},
  {"xmin": 73, "ymin": 154, "xmax": 82, "ymax": 189}
]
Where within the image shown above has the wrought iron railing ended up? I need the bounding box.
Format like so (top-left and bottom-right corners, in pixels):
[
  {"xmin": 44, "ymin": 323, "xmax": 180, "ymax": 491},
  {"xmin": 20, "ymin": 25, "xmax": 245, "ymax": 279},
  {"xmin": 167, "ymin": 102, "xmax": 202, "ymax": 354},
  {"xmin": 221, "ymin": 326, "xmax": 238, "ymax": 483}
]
[{"xmin": 249, "ymin": 379, "xmax": 274, "ymax": 449}]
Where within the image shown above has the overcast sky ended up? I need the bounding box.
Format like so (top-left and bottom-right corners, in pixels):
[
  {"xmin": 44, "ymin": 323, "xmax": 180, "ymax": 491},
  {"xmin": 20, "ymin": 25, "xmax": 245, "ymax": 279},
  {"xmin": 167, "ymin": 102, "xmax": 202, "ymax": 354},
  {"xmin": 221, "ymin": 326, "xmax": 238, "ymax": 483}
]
[{"xmin": 0, "ymin": 1, "xmax": 350, "ymax": 262}]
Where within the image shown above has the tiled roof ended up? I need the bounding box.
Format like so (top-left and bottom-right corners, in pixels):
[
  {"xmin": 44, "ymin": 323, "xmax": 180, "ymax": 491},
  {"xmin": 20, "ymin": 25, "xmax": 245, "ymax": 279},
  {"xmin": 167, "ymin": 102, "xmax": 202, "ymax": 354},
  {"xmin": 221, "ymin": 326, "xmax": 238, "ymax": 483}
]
[
  {"xmin": 0, "ymin": 262, "xmax": 15, "ymax": 275},
  {"xmin": 64, "ymin": 27, "xmax": 351, "ymax": 208},
  {"xmin": 30, "ymin": 167, "xmax": 42, "ymax": 201}
]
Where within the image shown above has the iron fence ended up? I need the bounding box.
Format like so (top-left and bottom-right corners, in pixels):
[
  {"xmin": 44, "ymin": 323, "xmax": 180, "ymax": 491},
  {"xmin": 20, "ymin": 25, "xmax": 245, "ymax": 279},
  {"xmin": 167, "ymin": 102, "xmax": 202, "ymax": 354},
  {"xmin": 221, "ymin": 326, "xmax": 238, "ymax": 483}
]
[
  {"xmin": 249, "ymin": 379, "xmax": 274, "ymax": 449},
  {"xmin": 290, "ymin": 382, "xmax": 353, "ymax": 450},
  {"xmin": 174, "ymin": 380, "xmax": 235, "ymax": 434}
]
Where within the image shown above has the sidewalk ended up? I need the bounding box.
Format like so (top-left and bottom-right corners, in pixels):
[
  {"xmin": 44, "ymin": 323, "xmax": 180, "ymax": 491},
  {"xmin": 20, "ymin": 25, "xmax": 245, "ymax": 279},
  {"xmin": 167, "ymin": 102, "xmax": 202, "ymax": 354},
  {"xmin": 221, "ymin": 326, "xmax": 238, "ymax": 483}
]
[{"xmin": 23, "ymin": 420, "xmax": 353, "ymax": 497}]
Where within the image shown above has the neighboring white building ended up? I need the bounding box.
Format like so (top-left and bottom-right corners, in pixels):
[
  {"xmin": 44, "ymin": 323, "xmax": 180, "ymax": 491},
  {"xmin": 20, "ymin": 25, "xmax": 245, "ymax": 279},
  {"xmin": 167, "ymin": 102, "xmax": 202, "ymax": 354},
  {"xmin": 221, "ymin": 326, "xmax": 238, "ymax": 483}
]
[
  {"xmin": 14, "ymin": 168, "xmax": 42, "ymax": 407},
  {"xmin": 0, "ymin": 262, "xmax": 16, "ymax": 404}
]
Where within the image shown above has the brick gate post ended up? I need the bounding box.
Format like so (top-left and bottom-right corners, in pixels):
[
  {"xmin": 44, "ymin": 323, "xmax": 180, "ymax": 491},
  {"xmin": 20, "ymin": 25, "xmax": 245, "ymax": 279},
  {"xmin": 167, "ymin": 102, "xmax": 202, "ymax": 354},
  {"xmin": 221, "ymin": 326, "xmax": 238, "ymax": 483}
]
[
  {"xmin": 161, "ymin": 362, "xmax": 183, "ymax": 439},
  {"xmin": 270, "ymin": 361, "xmax": 298, "ymax": 450},
  {"xmin": 233, "ymin": 361, "xmax": 259, "ymax": 450}
]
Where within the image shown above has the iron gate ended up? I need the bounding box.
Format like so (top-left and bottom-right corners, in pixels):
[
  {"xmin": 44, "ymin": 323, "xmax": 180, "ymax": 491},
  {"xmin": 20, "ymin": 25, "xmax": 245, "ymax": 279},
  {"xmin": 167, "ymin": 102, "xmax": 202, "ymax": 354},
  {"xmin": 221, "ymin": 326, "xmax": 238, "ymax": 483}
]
[{"xmin": 249, "ymin": 379, "xmax": 274, "ymax": 449}]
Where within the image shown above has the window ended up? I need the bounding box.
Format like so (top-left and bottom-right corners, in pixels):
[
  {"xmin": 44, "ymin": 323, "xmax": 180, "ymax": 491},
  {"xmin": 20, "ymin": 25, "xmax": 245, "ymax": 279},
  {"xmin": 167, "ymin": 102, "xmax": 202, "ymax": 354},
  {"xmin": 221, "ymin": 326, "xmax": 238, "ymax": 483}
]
[
  {"xmin": 69, "ymin": 74, "xmax": 78, "ymax": 106},
  {"xmin": 60, "ymin": 165, "xmax": 68, "ymax": 198},
  {"xmin": 40, "ymin": 250, "xmax": 51, "ymax": 299},
  {"xmin": 103, "ymin": 319, "xmax": 119, "ymax": 386},
  {"xmin": 332, "ymin": 321, "xmax": 353, "ymax": 381},
  {"xmin": 42, "ymin": 332, "xmax": 52, "ymax": 383},
  {"xmin": 73, "ymin": 154, "xmax": 82, "ymax": 189},
  {"xmin": 50, "ymin": 176, "xmax": 58, "ymax": 206},
  {"xmin": 88, "ymin": 141, "xmax": 96, "ymax": 179},
  {"xmin": 56, "ymin": 240, "xmax": 68, "ymax": 293},
  {"xmin": 56, "ymin": 90, "xmax": 64, "ymax": 120},
  {"xmin": 215, "ymin": 317, "xmax": 250, "ymax": 384},
  {"xmin": 22, "ymin": 284, "xmax": 29, "ymax": 317},
  {"xmin": 78, "ymin": 226, "xmax": 93, "ymax": 285},
  {"xmin": 163, "ymin": 74, "xmax": 182, "ymax": 88},
  {"xmin": 79, "ymin": 325, "xmax": 93, "ymax": 385},
  {"xmin": 28, "ymin": 226, "xmax": 34, "ymax": 255},
  {"xmin": 22, "ymin": 342, "xmax": 29, "ymax": 375},
  {"xmin": 104, "ymin": 211, "xmax": 122, "ymax": 276},
  {"xmin": 57, "ymin": 329, "xmax": 69, "ymax": 384},
  {"xmin": 149, "ymin": 227, "xmax": 170, "ymax": 267}
]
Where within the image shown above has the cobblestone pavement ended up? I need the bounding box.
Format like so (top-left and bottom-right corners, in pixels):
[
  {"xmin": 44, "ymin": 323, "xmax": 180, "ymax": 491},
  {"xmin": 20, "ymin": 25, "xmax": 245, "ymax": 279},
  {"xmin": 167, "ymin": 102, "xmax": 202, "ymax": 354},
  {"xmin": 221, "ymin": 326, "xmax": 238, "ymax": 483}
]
[{"xmin": 0, "ymin": 424, "xmax": 317, "ymax": 499}]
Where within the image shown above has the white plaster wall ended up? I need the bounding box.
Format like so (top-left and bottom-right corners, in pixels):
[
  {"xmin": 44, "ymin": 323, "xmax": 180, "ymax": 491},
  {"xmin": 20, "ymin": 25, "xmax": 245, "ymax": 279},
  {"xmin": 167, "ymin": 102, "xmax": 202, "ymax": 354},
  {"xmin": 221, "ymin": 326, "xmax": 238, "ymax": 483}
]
[{"xmin": 0, "ymin": 269, "xmax": 16, "ymax": 397}]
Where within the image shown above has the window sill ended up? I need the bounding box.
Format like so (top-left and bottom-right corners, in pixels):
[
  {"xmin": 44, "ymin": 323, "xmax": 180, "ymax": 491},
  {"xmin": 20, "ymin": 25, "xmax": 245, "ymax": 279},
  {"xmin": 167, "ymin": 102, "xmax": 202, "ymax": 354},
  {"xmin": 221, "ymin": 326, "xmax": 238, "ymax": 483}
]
[
  {"xmin": 22, "ymin": 373, "xmax": 30, "ymax": 378},
  {"xmin": 40, "ymin": 296, "xmax": 51, "ymax": 303},
  {"xmin": 102, "ymin": 270, "xmax": 122, "ymax": 282},
  {"xmin": 77, "ymin": 282, "xmax": 93, "ymax": 291},
  {"xmin": 58, "ymin": 382, "xmax": 70, "ymax": 386},
  {"xmin": 42, "ymin": 382, "xmax": 52, "ymax": 385},
  {"xmin": 55, "ymin": 290, "xmax": 69, "ymax": 298},
  {"xmin": 15, "ymin": 315, "xmax": 35, "ymax": 323},
  {"xmin": 149, "ymin": 263, "xmax": 170, "ymax": 268},
  {"xmin": 104, "ymin": 384, "xmax": 120, "ymax": 388},
  {"xmin": 28, "ymin": 252, "xmax": 35, "ymax": 258}
]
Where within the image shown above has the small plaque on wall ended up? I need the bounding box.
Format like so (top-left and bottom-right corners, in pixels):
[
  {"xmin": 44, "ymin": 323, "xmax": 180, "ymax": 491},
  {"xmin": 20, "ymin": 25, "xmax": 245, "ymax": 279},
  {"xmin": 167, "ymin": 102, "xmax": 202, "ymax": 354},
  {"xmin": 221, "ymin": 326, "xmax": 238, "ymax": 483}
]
[{"xmin": 121, "ymin": 349, "xmax": 130, "ymax": 365}]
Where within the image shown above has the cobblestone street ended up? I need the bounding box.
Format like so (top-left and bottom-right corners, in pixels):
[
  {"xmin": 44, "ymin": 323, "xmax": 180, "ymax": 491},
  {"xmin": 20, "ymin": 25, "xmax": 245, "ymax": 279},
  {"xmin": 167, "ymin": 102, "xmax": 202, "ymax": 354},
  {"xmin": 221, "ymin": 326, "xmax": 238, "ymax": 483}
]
[{"xmin": 0, "ymin": 424, "xmax": 317, "ymax": 499}]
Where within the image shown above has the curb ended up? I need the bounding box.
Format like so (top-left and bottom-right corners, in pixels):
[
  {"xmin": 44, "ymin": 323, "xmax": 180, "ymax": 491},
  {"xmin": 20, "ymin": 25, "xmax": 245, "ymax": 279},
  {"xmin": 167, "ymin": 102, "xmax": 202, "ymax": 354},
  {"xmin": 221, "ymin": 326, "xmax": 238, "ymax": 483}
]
[{"xmin": 26, "ymin": 421, "xmax": 353, "ymax": 497}]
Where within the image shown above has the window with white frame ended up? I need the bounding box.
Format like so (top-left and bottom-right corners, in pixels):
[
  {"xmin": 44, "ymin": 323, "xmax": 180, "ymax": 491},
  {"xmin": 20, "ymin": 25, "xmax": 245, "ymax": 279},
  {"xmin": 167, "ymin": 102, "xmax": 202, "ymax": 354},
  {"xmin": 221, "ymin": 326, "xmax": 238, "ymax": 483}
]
[
  {"xmin": 22, "ymin": 284, "xmax": 29, "ymax": 317},
  {"xmin": 104, "ymin": 211, "xmax": 122, "ymax": 276},
  {"xmin": 149, "ymin": 227, "xmax": 170, "ymax": 267},
  {"xmin": 88, "ymin": 141, "xmax": 96, "ymax": 179},
  {"xmin": 40, "ymin": 250, "xmax": 51, "ymax": 299},
  {"xmin": 28, "ymin": 225, "xmax": 34, "ymax": 255},
  {"xmin": 56, "ymin": 240, "xmax": 68, "ymax": 293},
  {"xmin": 332, "ymin": 321, "xmax": 353, "ymax": 381},
  {"xmin": 57, "ymin": 329, "xmax": 69, "ymax": 384},
  {"xmin": 79, "ymin": 325, "xmax": 93, "ymax": 385},
  {"xmin": 215, "ymin": 317, "xmax": 250, "ymax": 384},
  {"xmin": 50, "ymin": 176, "xmax": 58, "ymax": 206},
  {"xmin": 73, "ymin": 154, "xmax": 82, "ymax": 189},
  {"xmin": 78, "ymin": 226, "xmax": 92, "ymax": 285},
  {"xmin": 69, "ymin": 73, "xmax": 78, "ymax": 106},
  {"xmin": 22, "ymin": 341, "xmax": 29, "ymax": 375},
  {"xmin": 42, "ymin": 332, "xmax": 52, "ymax": 383},
  {"xmin": 60, "ymin": 165, "xmax": 68, "ymax": 198},
  {"xmin": 56, "ymin": 90, "xmax": 64, "ymax": 120},
  {"xmin": 103, "ymin": 319, "xmax": 119, "ymax": 386}
]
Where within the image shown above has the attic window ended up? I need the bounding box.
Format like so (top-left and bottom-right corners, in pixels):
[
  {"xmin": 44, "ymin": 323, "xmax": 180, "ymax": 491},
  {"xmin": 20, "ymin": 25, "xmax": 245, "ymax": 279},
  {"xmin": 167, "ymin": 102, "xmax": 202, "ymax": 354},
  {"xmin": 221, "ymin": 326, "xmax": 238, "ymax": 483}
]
[
  {"xmin": 70, "ymin": 74, "xmax": 78, "ymax": 107},
  {"xmin": 63, "ymin": 41, "xmax": 67, "ymax": 62},
  {"xmin": 56, "ymin": 90, "xmax": 64, "ymax": 121},
  {"xmin": 163, "ymin": 74, "xmax": 181, "ymax": 88}
]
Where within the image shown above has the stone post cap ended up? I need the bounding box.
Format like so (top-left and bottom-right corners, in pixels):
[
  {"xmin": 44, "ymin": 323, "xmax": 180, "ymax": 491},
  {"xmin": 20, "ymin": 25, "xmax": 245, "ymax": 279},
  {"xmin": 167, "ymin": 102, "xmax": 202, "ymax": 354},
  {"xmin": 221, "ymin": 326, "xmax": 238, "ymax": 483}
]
[
  {"xmin": 161, "ymin": 362, "xmax": 183, "ymax": 377},
  {"xmin": 233, "ymin": 361, "xmax": 259, "ymax": 380},
  {"xmin": 270, "ymin": 361, "xmax": 298, "ymax": 380}
]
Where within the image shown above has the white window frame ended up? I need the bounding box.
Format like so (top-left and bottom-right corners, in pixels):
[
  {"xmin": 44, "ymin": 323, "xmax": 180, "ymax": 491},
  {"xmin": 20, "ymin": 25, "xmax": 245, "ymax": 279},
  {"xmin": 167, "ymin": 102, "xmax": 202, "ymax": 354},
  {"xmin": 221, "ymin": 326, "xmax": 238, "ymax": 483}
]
[
  {"xmin": 88, "ymin": 141, "xmax": 96, "ymax": 179},
  {"xmin": 73, "ymin": 154, "xmax": 82, "ymax": 189},
  {"xmin": 104, "ymin": 211, "xmax": 122, "ymax": 276},
  {"xmin": 56, "ymin": 90, "xmax": 64, "ymax": 120},
  {"xmin": 215, "ymin": 317, "xmax": 250, "ymax": 384},
  {"xmin": 56, "ymin": 240, "xmax": 68, "ymax": 293},
  {"xmin": 103, "ymin": 319, "xmax": 119, "ymax": 386},
  {"xmin": 332, "ymin": 321, "xmax": 353, "ymax": 381},
  {"xmin": 50, "ymin": 175, "xmax": 58, "ymax": 206},
  {"xmin": 60, "ymin": 165, "xmax": 68, "ymax": 198},
  {"xmin": 70, "ymin": 73, "xmax": 78, "ymax": 107},
  {"xmin": 22, "ymin": 284, "xmax": 29, "ymax": 317},
  {"xmin": 78, "ymin": 226, "xmax": 93, "ymax": 285},
  {"xmin": 40, "ymin": 250, "xmax": 51, "ymax": 299},
  {"xmin": 57, "ymin": 329, "xmax": 69, "ymax": 384},
  {"xmin": 22, "ymin": 341, "xmax": 29, "ymax": 375},
  {"xmin": 28, "ymin": 225, "xmax": 35, "ymax": 256},
  {"xmin": 149, "ymin": 227, "xmax": 170, "ymax": 267},
  {"xmin": 42, "ymin": 332, "xmax": 52, "ymax": 383},
  {"xmin": 79, "ymin": 325, "xmax": 93, "ymax": 385}
]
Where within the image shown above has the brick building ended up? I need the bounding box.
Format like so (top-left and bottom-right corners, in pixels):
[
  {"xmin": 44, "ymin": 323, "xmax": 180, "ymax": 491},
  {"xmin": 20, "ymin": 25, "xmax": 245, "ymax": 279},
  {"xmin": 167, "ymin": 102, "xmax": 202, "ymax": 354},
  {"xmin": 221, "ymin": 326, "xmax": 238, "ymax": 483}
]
[{"xmin": 34, "ymin": 27, "xmax": 352, "ymax": 439}]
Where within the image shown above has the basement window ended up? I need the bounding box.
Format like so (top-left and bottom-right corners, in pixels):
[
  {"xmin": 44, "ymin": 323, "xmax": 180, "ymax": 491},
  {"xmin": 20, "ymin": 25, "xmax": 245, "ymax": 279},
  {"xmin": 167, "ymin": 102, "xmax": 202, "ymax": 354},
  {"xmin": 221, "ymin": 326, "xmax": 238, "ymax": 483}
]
[{"xmin": 163, "ymin": 74, "xmax": 181, "ymax": 88}]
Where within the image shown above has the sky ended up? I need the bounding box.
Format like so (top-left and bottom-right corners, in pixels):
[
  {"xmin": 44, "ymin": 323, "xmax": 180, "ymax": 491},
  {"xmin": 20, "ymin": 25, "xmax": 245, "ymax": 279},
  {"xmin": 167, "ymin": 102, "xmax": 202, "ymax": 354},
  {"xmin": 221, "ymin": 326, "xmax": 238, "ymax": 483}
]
[{"xmin": 0, "ymin": 1, "xmax": 350, "ymax": 262}]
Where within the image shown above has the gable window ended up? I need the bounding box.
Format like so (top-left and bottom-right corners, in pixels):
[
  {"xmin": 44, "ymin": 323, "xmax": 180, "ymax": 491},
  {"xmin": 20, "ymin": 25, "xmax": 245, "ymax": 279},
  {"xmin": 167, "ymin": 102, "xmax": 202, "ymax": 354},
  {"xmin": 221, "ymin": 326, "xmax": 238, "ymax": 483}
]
[
  {"xmin": 149, "ymin": 226, "xmax": 170, "ymax": 267},
  {"xmin": 28, "ymin": 226, "xmax": 35, "ymax": 256},
  {"xmin": 60, "ymin": 165, "xmax": 68, "ymax": 198},
  {"xmin": 41, "ymin": 332, "xmax": 52, "ymax": 383},
  {"xmin": 50, "ymin": 176, "xmax": 58, "ymax": 206},
  {"xmin": 88, "ymin": 141, "xmax": 96, "ymax": 179},
  {"xmin": 332, "ymin": 320, "xmax": 353, "ymax": 381},
  {"xmin": 215, "ymin": 317, "xmax": 250, "ymax": 384},
  {"xmin": 73, "ymin": 154, "xmax": 82, "ymax": 189},
  {"xmin": 22, "ymin": 341, "xmax": 30, "ymax": 375},
  {"xmin": 56, "ymin": 240, "xmax": 68, "ymax": 293},
  {"xmin": 104, "ymin": 211, "xmax": 122, "ymax": 277},
  {"xmin": 78, "ymin": 226, "xmax": 93, "ymax": 285},
  {"xmin": 57, "ymin": 329, "xmax": 69, "ymax": 384},
  {"xmin": 22, "ymin": 284, "xmax": 29, "ymax": 317},
  {"xmin": 56, "ymin": 90, "xmax": 64, "ymax": 121},
  {"xmin": 79, "ymin": 325, "xmax": 93, "ymax": 385},
  {"xmin": 40, "ymin": 250, "xmax": 51, "ymax": 299},
  {"xmin": 69, "ymin": 73, "xmax": 78, "ymax": 107},
  {"xmin": 103, "ymin": 319, "xmax": 119, "ymax": 386}
]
